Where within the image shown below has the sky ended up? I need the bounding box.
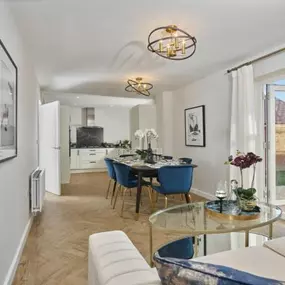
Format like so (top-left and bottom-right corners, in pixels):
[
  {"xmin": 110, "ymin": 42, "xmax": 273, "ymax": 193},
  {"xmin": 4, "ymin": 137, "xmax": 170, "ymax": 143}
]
[{"xmin": 275, "ymin": 79, "xmax": 285, "ymax": 101}]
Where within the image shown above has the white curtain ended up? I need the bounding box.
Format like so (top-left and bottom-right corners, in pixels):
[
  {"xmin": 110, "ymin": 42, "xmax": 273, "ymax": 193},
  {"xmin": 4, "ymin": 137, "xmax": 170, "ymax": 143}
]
[{"xmin": 230, "ymin": 65, "xmax": 264, "ymax": 199}]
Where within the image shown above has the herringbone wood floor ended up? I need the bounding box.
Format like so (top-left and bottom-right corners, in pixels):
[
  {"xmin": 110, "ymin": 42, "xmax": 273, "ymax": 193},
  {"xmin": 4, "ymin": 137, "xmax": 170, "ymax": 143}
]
[
  {"xmin": 13, "ymin": 172, "xmax": 285, "ymax": 285},
  {"xmin": 12, "ymin": 172, "xmax": 206, "ymax": 285}
]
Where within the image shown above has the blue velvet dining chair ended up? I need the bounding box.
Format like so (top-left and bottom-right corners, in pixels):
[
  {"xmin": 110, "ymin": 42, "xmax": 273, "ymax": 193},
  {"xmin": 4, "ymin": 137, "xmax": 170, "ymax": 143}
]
[
  {"xmin": 104, "ymin": 158, "xmax": 117, "ymax": 204},
  {"xmin": 112, "ymin": 162, "xmax": 152, "ymax": 217},
  {"xmin": 152, "ymin": 165, "xmax": 194, "ymax": 208}
]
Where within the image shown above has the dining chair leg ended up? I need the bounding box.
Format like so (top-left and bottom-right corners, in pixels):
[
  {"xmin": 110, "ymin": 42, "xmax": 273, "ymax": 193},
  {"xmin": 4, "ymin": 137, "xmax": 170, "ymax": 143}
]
[
  {"xmin": 110, "ymin": 182, "xmax": 117, "ymax": 206},
  {"xmin": 121, "ymin": 187, "xmax": 127, "ymax": 217},
  {"xmin": 180, "ymin": 194, "xmax": 184, "ymax": 201},
  {"xmin": 184, "ymin": 193, "xmax": 192, "ymax": 204},
  {"xmin": 106, "ymin": 179, "xmax": 112, "ymax": 199},
  {"xmin": 113, "ymin": 185, "xmax": 121, "ymax": 209},
  {"xmin": 164, "ymin": 195, "xmax": 168, "ymax": 208},
  {"xmin": 147, "ymin": 187, "xmax": 154, "ymax": 213},
  {"xmin": 189, "ymin": 193, "xmax": 192, "ymax": 203}
]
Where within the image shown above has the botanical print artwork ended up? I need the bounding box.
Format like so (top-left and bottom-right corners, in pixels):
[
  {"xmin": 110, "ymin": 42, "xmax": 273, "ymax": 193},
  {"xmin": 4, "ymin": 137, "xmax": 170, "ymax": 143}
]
[
  {"xmin": 0, "ymin": 40, "xmax": 17, "ymax": 162},
  {"xmin": 185, "ymin": 105, "xmax": 205, "ymax": 147}
]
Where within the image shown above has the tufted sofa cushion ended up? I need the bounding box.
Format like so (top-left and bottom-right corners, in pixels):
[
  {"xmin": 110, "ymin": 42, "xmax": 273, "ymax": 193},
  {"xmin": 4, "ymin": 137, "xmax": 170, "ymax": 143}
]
[{"xmin": 88, "ymin": 230, "xmax": 161, "ymax": 285}]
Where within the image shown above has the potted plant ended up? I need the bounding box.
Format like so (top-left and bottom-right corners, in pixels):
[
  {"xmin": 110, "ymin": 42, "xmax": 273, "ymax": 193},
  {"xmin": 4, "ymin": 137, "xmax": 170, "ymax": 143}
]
[{"xmin": 225, "ymin": 151, "xmax": 262, "ymax": 211}]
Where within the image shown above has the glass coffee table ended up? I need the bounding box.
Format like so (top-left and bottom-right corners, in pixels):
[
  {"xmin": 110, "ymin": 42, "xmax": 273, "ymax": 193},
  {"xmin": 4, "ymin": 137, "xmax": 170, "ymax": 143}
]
[{"xmin": 149, "ymin": 201, "xmax": 282, "ymax": 265}]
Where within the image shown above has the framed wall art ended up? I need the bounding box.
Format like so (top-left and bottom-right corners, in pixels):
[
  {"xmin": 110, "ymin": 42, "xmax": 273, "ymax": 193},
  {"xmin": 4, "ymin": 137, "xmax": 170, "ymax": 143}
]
[
  {"xmin": 185, "ymin": 105, "xmax": 205, "ymax": 147},
  {"xmin": 0, "ymin": 40, "xmax": 18, "ymax": 162}
]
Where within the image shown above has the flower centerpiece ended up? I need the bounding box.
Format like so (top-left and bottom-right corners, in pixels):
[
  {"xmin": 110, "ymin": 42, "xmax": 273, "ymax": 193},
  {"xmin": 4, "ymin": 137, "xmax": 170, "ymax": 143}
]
[
  {"xmin": 144, "ymin": 128, "xmax": 158, "ymax": 146},
  {"xmin": 225, "ymin": 151, "xmax": 262, "ymax": 211},
  {"xmin": 144, "ymin": 129, "xmax": 158, "ymax": 164},
  {"xmin": 134, "ymin": 129, "xmax": 145, "ymax": 141},
  {"xmin": 134, "ymin": 129, "xmax": 145, "ymax": 152}
]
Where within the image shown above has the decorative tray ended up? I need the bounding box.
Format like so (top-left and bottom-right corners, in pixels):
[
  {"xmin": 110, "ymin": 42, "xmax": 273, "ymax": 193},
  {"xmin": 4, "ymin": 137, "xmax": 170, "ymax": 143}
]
[{"xmin": 205, "ymin": 200, "xmax": 260, "ymax": 221}]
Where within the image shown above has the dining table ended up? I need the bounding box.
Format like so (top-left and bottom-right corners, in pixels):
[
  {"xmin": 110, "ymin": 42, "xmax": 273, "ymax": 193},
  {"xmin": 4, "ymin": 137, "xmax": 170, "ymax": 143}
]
[{"xmin": 113, "ymin": 157, "xmax": 198, "ymax": 220}]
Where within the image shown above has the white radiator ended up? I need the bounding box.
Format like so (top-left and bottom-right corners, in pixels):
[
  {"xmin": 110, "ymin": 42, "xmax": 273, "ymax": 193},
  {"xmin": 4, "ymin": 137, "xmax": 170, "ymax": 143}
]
[{"xmin": 31, "ymin": 168, "xmax": 45, "ymax": 215}]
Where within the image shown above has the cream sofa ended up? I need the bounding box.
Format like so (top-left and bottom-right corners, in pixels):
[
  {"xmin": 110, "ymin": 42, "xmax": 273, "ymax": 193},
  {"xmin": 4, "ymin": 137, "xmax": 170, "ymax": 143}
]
[{"xmin": 88, "ymin": 231, "xmax": 285, "ymax": 285}]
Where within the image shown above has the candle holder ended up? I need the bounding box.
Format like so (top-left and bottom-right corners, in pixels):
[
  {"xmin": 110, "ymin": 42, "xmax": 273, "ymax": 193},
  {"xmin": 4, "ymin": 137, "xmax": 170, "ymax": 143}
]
[{"xmin": 215, "ymin": 190, "xmax": 227, "ymax": 213}]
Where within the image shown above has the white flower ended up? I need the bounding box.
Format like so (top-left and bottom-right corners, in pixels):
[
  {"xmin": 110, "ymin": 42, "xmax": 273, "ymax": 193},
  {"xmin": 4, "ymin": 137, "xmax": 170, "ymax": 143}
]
[
  {"xmin": 144, "ymin": 128, "xmax": 159, "ymax": 141},
  {"xmin": 134, "ymin": 129, "xmax": 145, "ymax": 139}
]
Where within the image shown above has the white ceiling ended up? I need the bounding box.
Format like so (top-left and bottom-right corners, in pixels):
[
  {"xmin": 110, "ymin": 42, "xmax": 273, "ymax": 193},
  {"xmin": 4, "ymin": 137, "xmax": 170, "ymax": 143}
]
[
  {"xmin": 8, "ymin": 0, "xmax": 285, "ymax": 101},
  {"xmin": 42, "ymin": 92, "xmax": 153, "ymax": 108}
]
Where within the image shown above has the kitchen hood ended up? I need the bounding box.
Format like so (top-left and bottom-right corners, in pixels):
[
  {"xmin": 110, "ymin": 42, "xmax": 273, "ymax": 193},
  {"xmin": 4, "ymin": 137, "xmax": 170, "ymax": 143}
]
[{"xmin": 82, "ymin": 107, "xmax": 95, "ymax": 127}]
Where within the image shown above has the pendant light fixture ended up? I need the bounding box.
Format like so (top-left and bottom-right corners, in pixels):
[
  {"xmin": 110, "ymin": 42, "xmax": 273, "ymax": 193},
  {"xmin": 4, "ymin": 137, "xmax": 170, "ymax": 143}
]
[
  {"xmin": 125, "ymin": 77, "xmax": 153, "ymax": 97},
  {"xmin": 147, "ymin": 25, "xmax": 197, "ymax": 60}
]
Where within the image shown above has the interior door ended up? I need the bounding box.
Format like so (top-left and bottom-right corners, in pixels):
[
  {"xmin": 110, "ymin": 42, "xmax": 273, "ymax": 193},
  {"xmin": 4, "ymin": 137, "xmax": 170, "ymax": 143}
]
[
  {"xmin": 265, "ymin": 84, "xmax": 285, "ymax": 206},
  {"xmin": 39, "ymin": 101, "xmax": 61, "ymax": 195}
]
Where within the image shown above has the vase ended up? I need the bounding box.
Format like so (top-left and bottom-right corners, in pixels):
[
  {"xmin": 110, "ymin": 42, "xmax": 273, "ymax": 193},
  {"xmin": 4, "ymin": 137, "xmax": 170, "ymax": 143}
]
[
  {"xmin": 237, "ymin": 197, "xmax": 257, "ymax": 212},
  {"xmin": 144, "ymin": 143, "xmax": 155, "ymax": 164}
]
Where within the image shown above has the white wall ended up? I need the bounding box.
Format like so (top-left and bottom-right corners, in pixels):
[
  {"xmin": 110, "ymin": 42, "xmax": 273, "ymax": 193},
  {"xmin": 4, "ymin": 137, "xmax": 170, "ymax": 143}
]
[
  {"xmin": 129, "ymin": 106, "xmax": 139, "ymax": 148},
  {"xmin": 172, "ymin": 71, "xmax": 231, "ymax": 198},
  {"xmin": 129, "ymin": 104, "xmax": 157, "ymax": 149},
  {"xmin": 156, "ymin": 92, "xmax": 173, "ymax": 155},
  {"xmin": 0, "ymin": 2, "xmax": 39, "ymax": 284},
  {"xmin": 95, "ymin": 106, "xmax": 130, "ymax": 143}
]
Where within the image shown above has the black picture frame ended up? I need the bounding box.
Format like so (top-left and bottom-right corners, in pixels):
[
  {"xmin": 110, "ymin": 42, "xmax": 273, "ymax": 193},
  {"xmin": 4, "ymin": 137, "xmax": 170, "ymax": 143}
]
[
  {"xmin": 0, "ymin": 39, "xmax": 18, "ymax": 163},
  {"xmin": 184, "ymin": 105, "xmax": 206, "ymax": 147}
]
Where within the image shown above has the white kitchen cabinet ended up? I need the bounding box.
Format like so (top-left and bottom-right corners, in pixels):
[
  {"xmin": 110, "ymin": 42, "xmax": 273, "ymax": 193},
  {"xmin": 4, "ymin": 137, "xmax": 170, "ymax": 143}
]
[
  {"xmin": 70, "ymin": 107, "xmax": 82, "ymax": 126},
  {"xmin": 70, "ymin": 149, "xmax": 79, "ymax": 169},
  {"xmin": 70, "ymin": 148, "xmax": 124, "ymax": 171},
  {"xmin": 77, "ymin": 148, "xmax": 109, "ymax": 169}
]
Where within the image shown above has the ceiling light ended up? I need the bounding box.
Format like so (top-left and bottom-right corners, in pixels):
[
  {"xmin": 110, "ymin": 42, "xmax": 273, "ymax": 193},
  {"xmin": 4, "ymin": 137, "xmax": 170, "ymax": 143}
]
[
  {"xmin": 147, "ymin": 25, "xmax": 197, "ymax": 60},
  {"xmin": 76, "ymin": 96, "xmax": 80, "ymax": 99},
  {"xmin": 125, "ymin": 77, "xmax": 153, "ymax": 97}
]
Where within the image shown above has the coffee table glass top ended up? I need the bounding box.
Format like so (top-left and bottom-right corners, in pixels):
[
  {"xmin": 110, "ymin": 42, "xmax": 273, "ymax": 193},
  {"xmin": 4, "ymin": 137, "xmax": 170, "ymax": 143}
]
[{"xmin": 149, "ymin": 202, "xmax": 282, "ymax": 235}]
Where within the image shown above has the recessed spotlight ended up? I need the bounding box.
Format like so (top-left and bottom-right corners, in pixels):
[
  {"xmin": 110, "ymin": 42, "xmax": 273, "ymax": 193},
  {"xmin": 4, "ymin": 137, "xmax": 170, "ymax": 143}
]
[{"xmin": 76, "ymin": 96, "xmax": 80, "ymax": 99}]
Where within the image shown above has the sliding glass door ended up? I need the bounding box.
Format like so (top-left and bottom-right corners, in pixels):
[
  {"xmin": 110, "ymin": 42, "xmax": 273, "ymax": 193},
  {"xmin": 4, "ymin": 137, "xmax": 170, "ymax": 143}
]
[{"xmin": 265, "ymin": 84, "xmax": 285, "ymax": 208}]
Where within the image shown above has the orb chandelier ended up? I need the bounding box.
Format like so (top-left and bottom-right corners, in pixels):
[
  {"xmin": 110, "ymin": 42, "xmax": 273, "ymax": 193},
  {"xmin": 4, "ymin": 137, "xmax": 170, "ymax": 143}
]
[
  {"xmin": 125, "ymin": 77, "xmax": 153, "ymax": 97},
  {"xmin": 147, "ymin": 25, "xmax": 197, "ymax": 60}
]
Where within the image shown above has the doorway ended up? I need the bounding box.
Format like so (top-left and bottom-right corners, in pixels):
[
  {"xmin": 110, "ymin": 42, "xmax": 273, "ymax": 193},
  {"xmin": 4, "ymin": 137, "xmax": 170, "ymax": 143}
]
[{"xmin": 264, "ymin": 79, "xmax": 285, "ymax": 215}]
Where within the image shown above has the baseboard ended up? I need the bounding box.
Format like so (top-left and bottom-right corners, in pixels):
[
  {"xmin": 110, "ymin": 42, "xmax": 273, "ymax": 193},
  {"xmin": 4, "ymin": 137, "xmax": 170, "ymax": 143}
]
[
  {"xmin": 71, "ymin": 169, "xmax": 107, "ymax": 174},
  {"xmin": 3, "ymin": 216, "xmax": 34, "ymax": 285},
  {"xmin": 191, "ymin": 188, "xmax": 215, "ymax": 200}
]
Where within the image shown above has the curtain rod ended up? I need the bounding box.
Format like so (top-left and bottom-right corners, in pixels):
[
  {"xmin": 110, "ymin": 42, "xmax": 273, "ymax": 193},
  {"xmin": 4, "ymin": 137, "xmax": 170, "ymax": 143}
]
[{"xmin": 227, "ymin": 46, "xmax": 285, "ymax": 74}]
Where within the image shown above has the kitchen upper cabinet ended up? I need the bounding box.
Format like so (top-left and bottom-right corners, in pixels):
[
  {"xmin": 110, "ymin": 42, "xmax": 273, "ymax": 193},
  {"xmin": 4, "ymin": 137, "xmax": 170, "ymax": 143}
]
[{"xmin": 70, "ymin": 107, "xmax": 82, "ymax": 126}]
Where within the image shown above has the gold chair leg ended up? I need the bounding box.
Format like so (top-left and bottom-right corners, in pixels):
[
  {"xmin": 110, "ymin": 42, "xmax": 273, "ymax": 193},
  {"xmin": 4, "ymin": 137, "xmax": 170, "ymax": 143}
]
[
  {"xmin": 106, "ymin": 179, "xmax": 112, "ymax": 199},
  {"xmin": 147, "ymin": 187, "xmax": 154, "ymax": 213},
  {"xmin": 164, "ymin": 195, "xmax": 168, "ymax": 208},
  {"xmin": 121, "ymin": 188, "xmax": 127, "ymax": 217},
  {"xmin": 113, "ymin": 185, "xmax": 121, "ymax": 209},
  {"xmin": 188, "ymin": 193, "xmax": 192, "ymax": 203},
  {"xmin": 110, "ymin": 183, "xmax": 118, "ymax": 206}
]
